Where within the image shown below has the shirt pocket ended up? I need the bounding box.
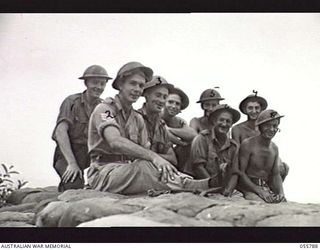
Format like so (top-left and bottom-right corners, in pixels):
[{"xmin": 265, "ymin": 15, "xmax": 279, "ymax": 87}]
[{"xmin": 127, "ymin": 126, "xmax": 140, "ymax": 144}]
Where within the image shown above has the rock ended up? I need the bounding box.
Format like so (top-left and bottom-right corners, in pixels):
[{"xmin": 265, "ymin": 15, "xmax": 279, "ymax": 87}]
[
  {"xmin": 35, "ymin": 201, "xmax": 70, "ymax": 227},
  {"xmin": 0, "ymin": 202, "xmax": 38, "ymax": 213},
  {"xmin": 34, "ymin": 197, "xmax": 60, "ymax": 214},
  {"xmin": 6, "ymin": 188, "xmax": 44, "ymax": 205},
  {"xmin": 133, "ymin": 207, "xmax": 233, "ymax": 226},
  {"xmin": 0, "ymin": 212, "xmax": 34, "ymax": 224},
  {"xmin": 0, "ymin": 221, "xmax": 36, "ymax": 227},
  {"xmin": 78, "ymin": 214, "xmax": 174, "ymax": 227},
  {"xmin": 40, "ymin": 186, "xmax": 59, "ymax": 192},
  {"xmin": 58, "ymin": 189, "xmax": 125, "ymax": 202},
  {"xmin": 21, "ymin": 191, "xmax": 60, "ymax": 204},
  {"xmin": 58, "ymin": 197, "xmax": 142, "ymax": 227},
  {"xmin": 256, "ymin": 213, "xmax": 320, "ymax": 226}
]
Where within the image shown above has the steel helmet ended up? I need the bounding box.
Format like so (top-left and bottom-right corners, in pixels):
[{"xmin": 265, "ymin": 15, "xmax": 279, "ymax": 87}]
[
  {"xmin": 239, "ymin": 90, "xmax": 268, "ymax": 114},
  {"xmin": 256, "ymin": 109, "xmax": 284, "ymax": 126},
  {"xmin": 78, "ymin": 65, "xmax": 112, "ymax": 80},
  {"xmin": 196, "ymin": 88, "xmax": 224, "ymax": 103},
  {"xmin": 208, "ymin": 104, "xmax": 241, "ymax": 124},
  {"xmin": 142, "ymin": 76, "xmax": 173, "ymax": 96},
  {"xmin": 169, "ymin": 87, "xmax": 189, "ymax": 110},
  {"xmin": 112, "ymin": 61, "xmax": 153, "ymax": 90}
]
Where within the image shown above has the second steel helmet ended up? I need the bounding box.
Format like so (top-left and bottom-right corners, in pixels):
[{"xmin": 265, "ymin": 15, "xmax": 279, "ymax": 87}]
[
  {"xmin": 112, "ymin": 62, "xmax": 153, "ymax": 90},
  {"xmin": 142, "ymin": 75, "xmax": 173, "ymax": 96},
  {"xmin": 79, "ymin": 65, "xmax": 112, "ymax": 80},
  {"xmin": 239, "ymin": 90, "xmax": 268, "ymax": 114},
  {"xmin": 208, "ymin": 104, "xmax": 241, "ymax": 124},
  {"xmin": 196, "ymin": 89, "xmax": 224, "ymax": 103},
  {"xmin": 169, "ymin": 87, "xmax": 189, "ymax": 110},
  {"xmin": 255, "ymin": 109, "xmax": 284, "ymax": 126}
]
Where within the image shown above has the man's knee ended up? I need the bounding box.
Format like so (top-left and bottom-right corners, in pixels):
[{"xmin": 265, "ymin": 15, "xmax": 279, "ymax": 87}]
[
  {"xmin": 280, "ymin": 162, "xmax": 289, "ymax": 181},
  {"xmin": 58, "ymin": 177, "xmax": 84, "ymax": 192}
]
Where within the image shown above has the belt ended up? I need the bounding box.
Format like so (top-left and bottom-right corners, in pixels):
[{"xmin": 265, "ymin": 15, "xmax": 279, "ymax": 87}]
[
  {"xmin": 90, "ymin": 153, "xmax": 133, "ymax": 164},
  {"xmin": 249, "ymin": 176, "xmax": 268, "ymax": 187}
]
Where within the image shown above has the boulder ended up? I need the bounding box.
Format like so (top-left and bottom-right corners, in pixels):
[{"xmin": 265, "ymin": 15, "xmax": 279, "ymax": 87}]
[
  {"xmin": 6, "ymin": 188, "xmax": 44, "ymax": 205},
  {"xmin": 256, "ymin": 213, "xmax": 320, "ymax": 226},
  {"xmin": 0, "ymin": 212, "xmax": 34, "ymax": 224},
  {"xmin": 58, "ymin": 197, "xmax": 142, "ymax": 227},
  {"xmin": 35, "ymin": 201, "xmax": 70, "ymax": 227},
  {"xmin": 0, "ymin": 202, "xmax": 37, "ymax": 213},
  {"xmin": 0, "ymin": 221, "xmax": 36, "ymax": 227},
  {"xmin": 58, "ymin": 189, "xmax": 125, "ymax": 202},
  {"xmin": 78, "ymin": 214, "xmax": 174, "ymax": 227},
  {"xmin": 133, "ymin": 207, "xmax": 232, "ymax": 226},
  {"xmin": 21, "ymin": 191, "xmax": 60, "ymax": 204}
]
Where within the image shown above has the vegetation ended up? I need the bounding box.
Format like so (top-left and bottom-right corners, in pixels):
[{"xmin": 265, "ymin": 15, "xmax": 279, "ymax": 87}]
[{"xmin": 0, "ymin": 163, "xmax": 28, "ymax": 207}]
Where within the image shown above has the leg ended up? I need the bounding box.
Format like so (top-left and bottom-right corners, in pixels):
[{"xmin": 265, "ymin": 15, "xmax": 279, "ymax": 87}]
[{"xmin": 279, "ymin": 159, "xmax": 289, "ymax": 182}]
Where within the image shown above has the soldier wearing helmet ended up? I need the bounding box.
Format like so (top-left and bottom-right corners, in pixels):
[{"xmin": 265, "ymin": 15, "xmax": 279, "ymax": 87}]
[
  {"xmin": 160, "ymin": 86, "xmax": 197, "ymax": 173},
  {"xmin": 52, "ymin": 65, "xmax": 112, "ymax": 191},
  {"xmin": 232, "ymin": 90, "xmax": 268, "ymax": 144},
  {"xmin": 190, "ymin": 88, "xmax": 225, "ymax": 133},
  {"xmin": 87, "ymin": 65, "xmax": 221, "ymax": 194},
  {"xmin": 190, "ymin": 104, "xmax": 241, "ymax": 197},
  {"xmin": 237, "ymin": 109, "xmax": 286, "ymax": 203}
]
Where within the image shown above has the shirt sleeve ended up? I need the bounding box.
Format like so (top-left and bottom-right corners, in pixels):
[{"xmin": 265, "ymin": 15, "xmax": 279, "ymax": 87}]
[
  {"xmin": 190, "ymin": 134, "xmax": 208, "ymax": 166},
  {"xmin": 90, "ymin": 103, "xmax": 120, "ymax": 138},
  {"xmin": 51, "ymin": 97, "xmax": 75, "ymax": 141}
]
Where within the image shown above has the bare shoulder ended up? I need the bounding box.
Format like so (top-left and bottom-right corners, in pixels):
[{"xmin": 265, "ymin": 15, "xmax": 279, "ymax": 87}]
[
  {"xmin": 240, "ymin": 136, "xmax": 258, "ymax": 149},
  {"xmin": 270, "ymin": 141, "xmax": 279, "ymax": 152}
]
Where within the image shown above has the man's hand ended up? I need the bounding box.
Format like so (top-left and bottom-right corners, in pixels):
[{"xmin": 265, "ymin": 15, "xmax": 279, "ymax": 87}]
[
  {"xmin": 152, "ymin": 155, "xmax": 179, "ymax": 183},
  {"xmin": 62, "ymin": 162, "xmax": 82, "ymax": 183},
  {"xmin": 258, "ymin": 191, "xmax": 276, "ymax": 203},
  {"xmin": 273, "ymin": 194, "xmax": 286, "ymax": 203}
]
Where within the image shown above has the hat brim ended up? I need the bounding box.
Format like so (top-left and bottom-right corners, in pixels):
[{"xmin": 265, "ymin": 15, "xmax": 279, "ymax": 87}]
[
  {"xmin": 239, "ymin": 96, "xmax": 268, "ymax": 114},
  {"xmin": 169, "ymin": 88, "xmax": 189, "ymax": 110},
  {"xmin": 112, "ymin": 66, "xmax": 153, "ymax": 90},
  {"xmin": 196, "ymin": 97, "xmax": 225, "ymax": 103},
  {"xmin": 209, "ymin": 107, "xmax": 241, "ymax": 125},
  {"xmin": 142, "ymin": 83, "xmax": 174, "ymax": 96},
  {"xmin": 256, "ymin": 115, "xmax": 285, "ymax": 126},
  {"xmin": 79, "ymin": 75, "xmax": 113, "ymax": 80}
]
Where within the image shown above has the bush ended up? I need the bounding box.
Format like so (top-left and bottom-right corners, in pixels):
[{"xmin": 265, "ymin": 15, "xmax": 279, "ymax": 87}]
[{"xmin": 0, "ymin": 163, "xmax": 28, "ymax": 207}]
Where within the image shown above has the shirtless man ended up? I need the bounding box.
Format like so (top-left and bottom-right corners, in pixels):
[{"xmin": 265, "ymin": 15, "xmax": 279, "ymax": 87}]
[
  {"xmin": 161, "ymin": 87, "xmax": 197, "ymax": 172},
  {"xmin": 232, "ymin": 91, "xmax": 267, "ymax": 144},
  {"xmin": 190, "ymin": 88, "xmax": 224, "ymax": 133},
  {"xmin": 232, "ymin": 91, "xmax": 289, "ymax": 181},
  {"xmin": 238, "ymin": 109, "xmax": 286, "ymax": 203}
]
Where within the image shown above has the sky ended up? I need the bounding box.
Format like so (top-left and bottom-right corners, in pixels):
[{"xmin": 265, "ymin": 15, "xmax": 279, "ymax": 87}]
[{"xmin": 0, "ymin": 13, "xmax": 319, "ymax": 203}]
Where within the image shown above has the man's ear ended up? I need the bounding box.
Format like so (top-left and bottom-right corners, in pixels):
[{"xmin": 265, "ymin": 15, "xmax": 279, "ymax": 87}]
[{"xmin": 84, "ymin": 80, "xmax": 88, "ymax": 88}]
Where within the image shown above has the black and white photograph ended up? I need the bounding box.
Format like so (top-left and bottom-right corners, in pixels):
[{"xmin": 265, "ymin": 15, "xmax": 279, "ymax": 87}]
[{"xmin": 0, "ymin": 13, "xmax": 319, "ymax": 241}]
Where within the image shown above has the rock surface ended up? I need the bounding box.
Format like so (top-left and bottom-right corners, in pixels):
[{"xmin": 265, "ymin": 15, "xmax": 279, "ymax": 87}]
[{"xmin": 0, "ymin": 186, "xmax": 318, "ymax": 227}]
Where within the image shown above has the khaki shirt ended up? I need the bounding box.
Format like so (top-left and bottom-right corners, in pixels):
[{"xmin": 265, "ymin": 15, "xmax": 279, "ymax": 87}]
[
  {"xmin": 88, "ymin": 95, "xmax": 149, "ymax": 156},
  {"xmin": 137, "ymin": 104, "xmax": 171, "ymax": 154},
  {"xmin": 191, "ymin": 128, "xmax": 239, "ymax": 177},
  {"xmin": 52, "ymin": 91, "xmax": 103, "ymax": 145}
]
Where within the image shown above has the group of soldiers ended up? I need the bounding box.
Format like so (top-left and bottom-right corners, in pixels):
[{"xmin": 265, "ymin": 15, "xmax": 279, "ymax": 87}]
[{"xmin": 52, "ymin": 62, "xmax": 289, "ymax": 204}]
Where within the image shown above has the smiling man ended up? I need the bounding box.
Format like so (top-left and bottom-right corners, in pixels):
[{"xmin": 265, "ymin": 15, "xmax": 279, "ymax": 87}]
[
  {"xmin": 237, "ymin": 109, "xmax": 286, "ymax": 203},
  {"xmin": 190, "ymin": 88, "xmax": 225, "ymax": 133},
  {"xmin": 232, "ymin": 91, "xmax": 268, "ymax": 144},
  {"xmin": 190, "ymin": 104, "xmax": 241, "ymax": 196},
  {"xmin": 161, "ymin": 87, "xmax": 197, "ymax": 172},
  {"xmin": 52, "ymin": 65, "xmax": 112, "ymax": 191}
]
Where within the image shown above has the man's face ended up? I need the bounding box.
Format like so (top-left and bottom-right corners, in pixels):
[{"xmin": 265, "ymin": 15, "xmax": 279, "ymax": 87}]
[
  {"xmin": 165, "ymin": 94, "xmax": 182, "ymax": 117},
  {"xmin": 145, "ymin": 86, "xmax": 169, "ymax": 114},
  {"xmin": 202, "ymin": 99, "xmax": 220, "ymax": 117},
  {"xmin": 259, "ymin": 119, "xmax": 280, "ymax": 140},
  {"xmin": 119, "ymin": 73, "xmax": 146, "ymax": 104},
  {"xmin": 85, "ymin": 77, "xmax": 107, "ymax": 98},
  {"xmin": 213, "ymin": 111, "xmax": 233, "ymax": 135},
  {"xmin": 245, "ymin": 101, "xmax": 262, "ymax": 120}
]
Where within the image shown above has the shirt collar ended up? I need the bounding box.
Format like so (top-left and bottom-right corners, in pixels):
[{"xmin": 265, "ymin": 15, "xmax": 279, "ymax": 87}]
[
  {"xmin": 210, "ymin": 127, "xmax": 231, "ymax": 150},
  {"xmin": 81, "ymin": 91, "xmax": 102, "ymax": 105}
]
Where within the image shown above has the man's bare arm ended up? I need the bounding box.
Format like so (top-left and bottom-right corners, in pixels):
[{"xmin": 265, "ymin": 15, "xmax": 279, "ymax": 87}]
[
  {"xmin": 193, "ymin": 163, "xmax": 211, "ymax": 179},
  {"xmin": 167, "ymin": 126, "xmax": 197, "ymax": 142},
  {"xmin": 231, "ymin": 127, "xmax": 241, "ymax": 144},
  {"xmin": 159, "ymin": 147, "xmax": 177, "ymax": 166},
  {"xmin": 167, "ymin": 131, "xmax": 188, "ymax": 146},
  {"xmin": 55, "ymin": 122, "xmax": 82, "ymax": 183},
  {"xmin": 270, "ymin": 151, "xmax": 285, "ymax": 197}
]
